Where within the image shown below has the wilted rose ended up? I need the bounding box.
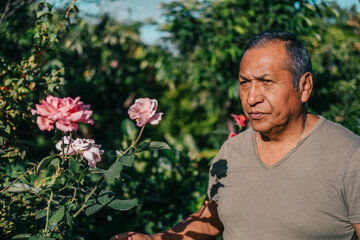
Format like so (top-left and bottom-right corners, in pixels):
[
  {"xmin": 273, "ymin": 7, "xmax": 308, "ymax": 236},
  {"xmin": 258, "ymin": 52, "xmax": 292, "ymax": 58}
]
[
  {"xmin": 231, "ymin": 114, "xmax": 247, "ymax": 128},
  {"xmin": 128, "ymin": 98, "xmax": 163, "ymax": 127},
  {"xmin": 31, "ymin": 95, "xmax": 93, "ymax": 132},
  {"xmin": 56, "ymin": 137, "xmax": 104, "ymax": 168}
]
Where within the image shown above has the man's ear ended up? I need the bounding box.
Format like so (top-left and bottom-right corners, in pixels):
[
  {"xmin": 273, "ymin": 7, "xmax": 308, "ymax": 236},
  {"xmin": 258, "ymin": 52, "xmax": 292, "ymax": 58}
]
[{"xmin": 298, "ymin": 72, "xmax": 313, "ymax": 103}]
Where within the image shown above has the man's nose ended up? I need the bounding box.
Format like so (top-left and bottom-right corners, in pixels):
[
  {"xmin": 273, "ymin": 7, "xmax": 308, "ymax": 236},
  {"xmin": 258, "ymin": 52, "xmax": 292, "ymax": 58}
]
[{"xmin": 247, "ymin": 82, "xmax": 264, "ymax": 106}]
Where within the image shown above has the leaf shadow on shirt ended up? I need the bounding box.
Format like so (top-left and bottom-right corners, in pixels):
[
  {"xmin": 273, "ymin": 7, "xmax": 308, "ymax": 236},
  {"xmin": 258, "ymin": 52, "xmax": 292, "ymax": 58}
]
[{"xmin": 209, "ymin": 159, "xmax": 228, "ymax": 199}]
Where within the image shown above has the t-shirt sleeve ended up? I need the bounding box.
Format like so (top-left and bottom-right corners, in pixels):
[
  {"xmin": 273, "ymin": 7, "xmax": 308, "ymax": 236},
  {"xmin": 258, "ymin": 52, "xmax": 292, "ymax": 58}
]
[
  {"xmin": 207, "ymin": 141, "xmax": 228, "ymax": 201},
  {"xmin": 343, "ymin": 146, "xmax": 360, "ymax": 223}
]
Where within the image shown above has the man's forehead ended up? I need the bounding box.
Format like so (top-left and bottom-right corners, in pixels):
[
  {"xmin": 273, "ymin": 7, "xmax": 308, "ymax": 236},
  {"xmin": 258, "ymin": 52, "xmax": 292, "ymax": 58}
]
[{"xmin": 239, "ymin": 42, "xmax": 290, "ymax": 73}]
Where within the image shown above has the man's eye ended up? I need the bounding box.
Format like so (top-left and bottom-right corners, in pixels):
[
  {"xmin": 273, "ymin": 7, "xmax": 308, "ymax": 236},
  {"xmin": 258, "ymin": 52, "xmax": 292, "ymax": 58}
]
[
  {"xmin": 263, "ymin": 79, "xmax": 272, "ymax": 84},
  {"xmin": 240, "ymin": 80, "xmax": 250, "ymax": 85}
]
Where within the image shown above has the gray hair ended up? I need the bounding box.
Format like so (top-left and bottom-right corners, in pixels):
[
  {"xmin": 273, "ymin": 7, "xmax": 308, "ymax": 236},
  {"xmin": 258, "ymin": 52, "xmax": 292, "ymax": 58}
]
[{"xmin": 244, "ymin": 30, "xmax": 312, "ymax": 90}]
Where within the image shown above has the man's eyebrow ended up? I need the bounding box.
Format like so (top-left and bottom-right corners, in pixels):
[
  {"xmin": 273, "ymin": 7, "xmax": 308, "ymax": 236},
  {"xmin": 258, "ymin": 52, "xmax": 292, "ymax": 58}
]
[
  {"xmin": 239, "ymin": 73, "xmax": 273, "ymax": 80},
  {"xmin": 253, "ymin": 73, "xmax": 274, "ymax": 79},
  {"xmin": 238, "ymin": 75, "xmax": 249, "ymax": 81}
]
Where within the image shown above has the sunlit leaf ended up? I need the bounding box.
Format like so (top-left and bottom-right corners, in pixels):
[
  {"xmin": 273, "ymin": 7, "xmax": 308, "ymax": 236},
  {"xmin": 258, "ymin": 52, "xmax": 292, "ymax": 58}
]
[
  {"xmin": 29, "ymin": 236, "xmax": 55, "ymax": 240},
  {"xmin": 108, "ymin": 199, "xmax": 138, "ymax": 211},
  {"xmin": 49, "ymin": 206, "xmax": 65, "ymax": 226},
  {"xmin": 12, "ymin": 233, "xmax": 31, "ymax": 239}
]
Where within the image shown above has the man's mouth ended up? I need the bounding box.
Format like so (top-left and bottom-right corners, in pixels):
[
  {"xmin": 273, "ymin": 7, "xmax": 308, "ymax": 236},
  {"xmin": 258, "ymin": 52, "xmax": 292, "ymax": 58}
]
[{"xmin": 249, "ymin": 112, "xmax": 265, "ymax": 120}]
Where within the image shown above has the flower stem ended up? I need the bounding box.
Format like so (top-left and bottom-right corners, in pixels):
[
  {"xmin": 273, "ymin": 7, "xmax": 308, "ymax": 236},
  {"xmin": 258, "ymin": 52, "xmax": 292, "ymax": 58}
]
[
  {"xmin": 44, "ymin": 190, "xmax": 54, "ymax": 234},
  {"xmin": 133, "ymin": 125, "xmax": 145, "ymax": 147},
  {"xmin": 0, "ymin": 165, "xmax": 36, "ymax": 193},
  {"xmin": 61, "ymin": 132, "xmax": 65, "ymax": 162},
  {"xmin": 73, "ymin": 177, "xmax": 103, "ymax": 218},
  {"xmin": 65, "ymin": 132, "xmax": 72, "ymax": 158},
  {"xmin": 121, "ymin": 125, "xmax": 146, "ymax": 157}
]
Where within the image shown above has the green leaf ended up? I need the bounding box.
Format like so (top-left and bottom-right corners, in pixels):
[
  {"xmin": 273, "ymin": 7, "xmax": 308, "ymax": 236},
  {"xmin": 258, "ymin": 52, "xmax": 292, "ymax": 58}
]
[
  {"xmin": 36, "ymin": 209, "xmax": 47, "ymax": 219},
  {"xmin": 120, "ymin": 153, "xmax": 135, "ymax": 167},
  {"xmin": 149, "ymin": 141, "xmax": 171, "ymax": 151},
  {"xmin": 37, "ymin": 155, "xmax": 56, "ymax": 173},
  {"xmin": 108, "ymin": 199, "xmax": 138, "ymax": 211},
  {"xmin": 136, "ymin": 141, "xmax": 150, "ymax": 151},
  {"xmin": 66, "ymin": 213, "xmax": 73, "ymax": 228},
  {"xmin": 85, "ymin": 204, "xmax": 103, "ymax": 216},
  {"xmin": 4, "ymin": 78, "xmax": 13, "ymax": 86},
  {"xmin": 77, "ymin": 167, "xmax": 88, "ymax": 184},
  {"xmin": 97, "ymin": 190, "xmax": 115, "ymax": 205},
  {"xmin": 84, "ymin": 198, "xmax": 96, "ymax": 206},
  {"xmin": 49, "ymin": 158, "xmax": 60, "ymax": 168},
  {"xmin": 29, "ymin": 236, "xmax": 55, "ymax": 240},
  {"xmin": 103, "ymin": 161, "xmax": 123, "ymax": 181},
  {"xmin": 48, "ymin": 206, "xmax": 65, "ymax": 226},
  {"xmin": 46, "ymin": 2, "xmax": 53, "ymax": 11},
  {"xmin": 12, "ymin": 234, "xmax": 31, "ymax": 239},
  {"xmin": 69, "ymin": 156, "xmax": 80, "ymax": 175},
  {"xmin": 7, "ymin": 183, "xmax": 40, "ymax": 194},
  {"xmin": 36, "ymin": 11, "xmax": 50, "ymax": 19}
]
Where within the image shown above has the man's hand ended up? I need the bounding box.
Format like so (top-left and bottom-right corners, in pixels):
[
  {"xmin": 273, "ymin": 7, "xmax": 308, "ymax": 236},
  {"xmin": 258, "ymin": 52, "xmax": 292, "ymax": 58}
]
[
  {"xmin": 111, "ymin": 232, "xmax": 153, "ymax": 240},
  {"xmin": 110, "ymin": 198, "xmax": 223, "ymax": 240}
]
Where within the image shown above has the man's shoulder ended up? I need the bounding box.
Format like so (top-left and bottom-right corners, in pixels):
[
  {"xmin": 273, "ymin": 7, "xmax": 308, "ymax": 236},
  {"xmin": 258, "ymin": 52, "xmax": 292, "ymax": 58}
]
[
  {"xmin": 322, "ymin": 117, "xmax": 360, "ymax": 141},
  {"xmin": 317, "ymin": 116, "xmax": 360, "ymax": 149},
  {"xmin": 226, "ymin": 127, "xmax": 254, "ymax": 143}
]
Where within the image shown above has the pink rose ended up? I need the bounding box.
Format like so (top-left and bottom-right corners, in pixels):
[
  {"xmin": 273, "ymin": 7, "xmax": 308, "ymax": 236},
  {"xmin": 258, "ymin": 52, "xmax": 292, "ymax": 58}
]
[
  {"xmin": 32, "ymin": 95, "xmax": 94, "ymax": 132},
  {"xmin": 83, "ymin": 146, "xmax": 104, "ymax": 168},
  {"xmin": 128, "ymin": 98, "xmax": 163, "ymax": 127},
  {"xmin": 56, "ymin": 137, "xmax": 104, "ymax": 168},
  {"xmin": 228, "ymin": 132, "xmax": 237, "ymax": 139},
  {"xmin": 231, "ymin": 114, "xmax": 247, "ymax": 128}
]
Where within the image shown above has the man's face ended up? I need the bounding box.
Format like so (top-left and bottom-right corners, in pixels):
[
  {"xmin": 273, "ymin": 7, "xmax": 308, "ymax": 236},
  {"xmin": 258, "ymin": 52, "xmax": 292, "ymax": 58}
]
[{"xmin": 239, "ymin": 42, "xmax": 303, "ymax": 135}]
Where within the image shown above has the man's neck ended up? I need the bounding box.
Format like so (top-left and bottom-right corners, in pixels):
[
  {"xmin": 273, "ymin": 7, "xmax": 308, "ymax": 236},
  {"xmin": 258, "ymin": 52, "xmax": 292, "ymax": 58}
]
[{"xmin": 256, "ymin": 113, "xmax": 319, "ymax": 165}]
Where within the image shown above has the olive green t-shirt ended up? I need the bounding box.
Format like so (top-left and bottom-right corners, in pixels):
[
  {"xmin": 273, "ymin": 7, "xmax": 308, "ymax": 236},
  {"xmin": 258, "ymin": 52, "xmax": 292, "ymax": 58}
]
[{"xmin": 208, "ymin": 116, "xmax": 360, "ymax": 239}]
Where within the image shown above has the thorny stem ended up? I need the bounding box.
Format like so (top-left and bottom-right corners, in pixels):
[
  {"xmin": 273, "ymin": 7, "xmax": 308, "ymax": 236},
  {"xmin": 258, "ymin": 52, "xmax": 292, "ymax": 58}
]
[
  {"xmin": 73, "ymin": 178, "xmax": 103, "ymax": 218},
  {"xmin": 44, "ymin": 190, "xmax": 54, "ymax": 234},
  {"xmin": 0, "ymin": 165, "xmax": 37, "ymax": 193}
]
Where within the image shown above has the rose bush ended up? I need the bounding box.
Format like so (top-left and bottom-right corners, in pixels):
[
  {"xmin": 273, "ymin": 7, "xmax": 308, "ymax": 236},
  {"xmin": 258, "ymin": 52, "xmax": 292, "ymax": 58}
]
[{"xmin": 2, "ymin": 95, "xmax": 169, "ymax": 239}]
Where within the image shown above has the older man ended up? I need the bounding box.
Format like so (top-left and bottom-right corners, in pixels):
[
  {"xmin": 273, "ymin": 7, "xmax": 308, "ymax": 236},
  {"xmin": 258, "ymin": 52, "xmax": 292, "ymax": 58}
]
[{"xmin": 112, "ymin": 30, "xmax": 360, "ymax": 240}]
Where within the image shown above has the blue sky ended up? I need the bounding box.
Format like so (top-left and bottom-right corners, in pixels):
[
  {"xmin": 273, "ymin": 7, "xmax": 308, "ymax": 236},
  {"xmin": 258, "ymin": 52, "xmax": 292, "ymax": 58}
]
[{"xmin": 53, "ymin": 0, "xmax": 360, "ymax": 44}]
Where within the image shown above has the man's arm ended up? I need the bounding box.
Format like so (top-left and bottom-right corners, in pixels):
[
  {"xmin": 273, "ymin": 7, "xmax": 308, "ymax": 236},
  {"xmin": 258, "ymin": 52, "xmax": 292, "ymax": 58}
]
[
  {"xmin": 111, "ymin": 198, "xmax": 223, "ymax": 240},
  {"xmin": 353, "ymin": 224, "xmax": 360, "ymax": 238}
]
